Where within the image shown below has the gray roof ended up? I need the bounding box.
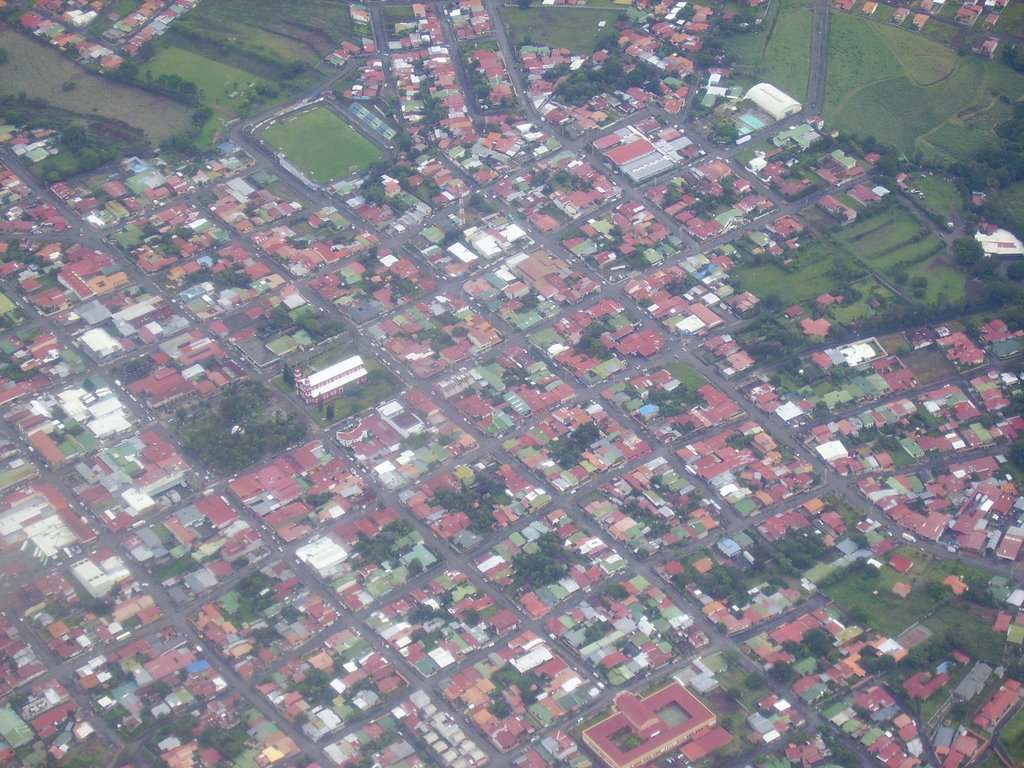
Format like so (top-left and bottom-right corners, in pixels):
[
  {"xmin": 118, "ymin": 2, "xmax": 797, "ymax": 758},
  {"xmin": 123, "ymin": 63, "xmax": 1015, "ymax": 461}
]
[{"xmin": 954, "ymin": 662, "xmax": 993, "ymax": 700}]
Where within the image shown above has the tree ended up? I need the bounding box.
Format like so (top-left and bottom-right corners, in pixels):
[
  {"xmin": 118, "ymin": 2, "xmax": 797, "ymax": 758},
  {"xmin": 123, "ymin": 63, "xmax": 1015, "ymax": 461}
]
[
  {"xmin": 0, "ymin": 48, "xmax": 7, "ymax": 66},
  {"xmin": 199, "ymin": 723, "xmax": 250, "ymax": 760},
  {"xmin": 1010, "ymin": 437, "xmax": 1024, "ymax": 470},
  {"xmin": 744, "ymin": 672, "xmax": 766, "ymax": 690},
  {"xmin": 325, "ymin": 402, "xmax": 336, "ymax": 421},
  {"xmin": 192, "ymin": 106, "xmax": 213, "ymax": 126},
  {"xmin": 61, "ymin": 125, "xmax": 89, "ymax": 150},
  {"xmin": 802, "ymin": 628, "xmax": 835, "ymax": 658},
  {"xmin": 953, "ymin": 237, "xmax": 984, "ymax": 268}
]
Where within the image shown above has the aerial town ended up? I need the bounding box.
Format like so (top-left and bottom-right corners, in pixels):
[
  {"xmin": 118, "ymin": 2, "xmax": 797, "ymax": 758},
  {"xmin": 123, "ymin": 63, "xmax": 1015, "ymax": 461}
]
[{"xmin": 0, "ymin": 0, "xmax": 1023, "ymax": 767}]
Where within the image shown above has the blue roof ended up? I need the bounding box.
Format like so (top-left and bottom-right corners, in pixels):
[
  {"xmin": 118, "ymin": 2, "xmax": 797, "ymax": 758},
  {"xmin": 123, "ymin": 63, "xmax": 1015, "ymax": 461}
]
[{"xmin": 718, "ymin": 538, "xmax": 742, "ymax": 557}]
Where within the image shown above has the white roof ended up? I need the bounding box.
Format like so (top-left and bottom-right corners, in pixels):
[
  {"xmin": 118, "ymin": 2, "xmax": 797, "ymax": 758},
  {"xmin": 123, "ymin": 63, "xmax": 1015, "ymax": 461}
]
[
  {"xmin": 776, "ymin": 402, "xmax": 804, "ymax": 421},
  {"xmin": 744, "ymin": 83, "xmax": 801, "ymax": 119},
  {"xmin": 976, "ymin": 228, "xmax": 1024, "ymax": 256},
  {"xmin": 448, "ymin": 242, "xmax": 477, "ymax": 263},
  {"xmin": 79, "ymin": 327, "xmax": 123, "ymax": 357},
  {"xmin": 816, "ymin": 440, "xmax": 849, "ymax": 461},
  {"xmin": 303, "ymin": 355, "xmax": 365, "ymax": 389}
]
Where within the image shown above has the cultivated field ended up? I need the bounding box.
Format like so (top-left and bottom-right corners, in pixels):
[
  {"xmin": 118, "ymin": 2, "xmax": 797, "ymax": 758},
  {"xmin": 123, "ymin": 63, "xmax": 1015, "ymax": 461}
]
[
  {"xmin": 0, "ymin": 27, "xmax": 191, "ymax": 144},
  {"xmin": 989, "ymin": 181, "xmax": 1024, "ymax": 237},
  {"xmin": 263, "ymin": 107, "xmax": 382, "ymax": 184},
  {"xmin": 499, "ymin": 7, "xmax": 625, "ymax": 53},
  {"xmin": 723, "ymin": 0, "xmax": 812, "ymax": 102},
  {"xmin": 825, "ymin": 13, "xmax": 1024, "ymax": 162},
  {"xmin": 737, "ymin": 206, "xmax": 964, "ymax": 306},
  {"xmin": 187, "ymin": 0, "xmax": 357, "ymax": 55}
]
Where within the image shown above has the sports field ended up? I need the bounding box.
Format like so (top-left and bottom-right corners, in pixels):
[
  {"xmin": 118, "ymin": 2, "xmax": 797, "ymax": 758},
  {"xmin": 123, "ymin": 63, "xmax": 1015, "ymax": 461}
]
[
  {"xmin": 264, "ymin": 108, "xmax": 382, "ymax": 184},
  {"xmin": 825, "ymin": 12, "xmax": 1024, "ymax": 162}
]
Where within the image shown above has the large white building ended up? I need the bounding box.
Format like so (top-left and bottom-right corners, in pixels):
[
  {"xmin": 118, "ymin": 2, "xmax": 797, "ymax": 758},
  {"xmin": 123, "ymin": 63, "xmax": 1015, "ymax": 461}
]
[
  {"xmin": 744, "ymin": 83, "xmax": 801, "ymax": 122},
  {"xmin": 71, "ymin": 553, "xmax": 131, "ymax": 598},
  {"xmin": 294, "ymin": 354, "xmax": 368, "ymax": 406}
]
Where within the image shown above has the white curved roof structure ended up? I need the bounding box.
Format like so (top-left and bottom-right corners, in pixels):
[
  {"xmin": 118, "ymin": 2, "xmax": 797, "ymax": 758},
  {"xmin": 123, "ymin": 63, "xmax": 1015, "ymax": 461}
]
[{"xmin": 744, "ymin": 83, "xmax": 801, "ymax": 121}]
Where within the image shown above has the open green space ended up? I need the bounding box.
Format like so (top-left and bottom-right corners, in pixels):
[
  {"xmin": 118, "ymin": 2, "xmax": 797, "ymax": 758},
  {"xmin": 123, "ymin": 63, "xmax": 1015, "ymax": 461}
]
[
  {"xmin": 824, "ymin": 553, "xmax": 1005, "ymax": 661},
  {"xmin": 926, "ymin": 603, "xmax": 1006, "ymax": 665},
  {"xmin": 911, "ymin": 174, "xmax": 966, "ymax": 223},
  {"xmin": 988, "ymin": 180, "xmax": 1024, "ymax": 237},
  {"xmin": 180, "ymin": 0, "xmax": 357, "ymax": 57},
  {"xmin": 1002, "ymin": 706, "xmax": 1024, "ymax": 764},
  {"xmin": 0, "ymin": 28, "xmax": 191, "ymax": 144},
  {"xmin": 664, "ymin": 362, "xmax": 708, "ymax": 391},
  {"xmin": 383, "ymin": 5, "xmax": 417, "ymax": 24},
  {"xmin": 132, "ymin": 0, "xmax": 357, "ymax": 148},
  {"xmin": 180, "ymin": 381, "xmax": 307, "ymax": 474},
  {"xmin": 995, "ymin": 1, "xmax": 1024, "ymax": 36},
  {"xmin": 828, "ymin": 276, "xmax": 898, "ymax": 323},
  {"xmin": 141, "ymin": 47, "xmax": 274, "ymax": 114},
  {"xmin": 263, "ymin": 107, "xmax": 382, "ymax": 184},
  {"xmin": 499, "ymin": 7, "xmax": 625, "ymax": 54},
  {"xmin": 723, "ymin": 0, "xmax": 812, "ymax": 102},
  {"xmin": 823, "ymin": 562, "xmax": 931, "ymax": 637},
  {"xmin": 736, "ymin": 206, "xmax": 964, "ymax": 307},
  {"xmin": 138, "ymin": 47, "xmax": 267, "ymax": 145},
  {"xmin": 825, "ymin": 12, "xmax": 1024, "ymax": 162}
]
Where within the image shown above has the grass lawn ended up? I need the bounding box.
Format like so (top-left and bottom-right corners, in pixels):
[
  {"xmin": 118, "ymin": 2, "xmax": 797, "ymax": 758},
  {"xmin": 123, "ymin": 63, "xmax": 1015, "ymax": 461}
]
[
  {"xmin": 0, "ymin": 28, "xmax": 191, "ymax": 144},
  {"xmin": 737, "ymin": 205, "xmax": 965, "ymax": 306},
  {"xmin": 186, "ymin": 0, "xmax": 357, "ymax": 53},
  {"xmin": 761, "ymin": 1, "xmax": 813, "ymax": 101},
  {"xmin": 277, "ymin": 343, "xmax": 402, "ymax": 425},
  {"xmin": 995, "ymin": 0, "xmax": 1024, "ymax": 36},
  {"xmin": 263, "ymin": 107, "xmax": 382, "ymax": 184},
  {"xmin": 1002, "ymin": 706, "xmax": 1024, "ymax": 764},
  {"xmin": 724, "ymin": 0, "xmax": 812, "ymax": 101},
  {"xmin": 182, "ymin": 18, "xmax": 323, "ymax": 65},
  {"xmin": 141, "ymin": 47, "xmax": 273, "ymax": 114},
  {"xmin": 384, "ymin": 5, "xmax": 417, "ymax": 24},
  {"xmin": 836, "ymin": 208, "xmax": 925, "ymax": 259},
  {"xmin": 828, "ymin": 277, "xmax": 897, "ymax": 323},
  {"xmin": 736, "ymin": 251, "xmax": 838, "ymax": 305},
  {"xmin": 901, "ymin": 347, "xmax": 957, "ymax": 384},
  {"xmin": 715, "ymin": 658, "xmax": 767, "ymax": 712},
  {"xmin": 988, "ymin": 180, "xmax": 1024, "ymax": 238},
  {"xmin": 499, "ymin": 7, "xmax": 625, "ymax": 53},
  {"xmin": 665, "ymin": 362, "xmax": 708, "ymax": 391},
  {"xmin": 827, "ymin": 552, "xmax": 1007, "ymax": 659},
  {"xmin": 914, "ymin": 175, "xmax": 966, "ymax": 223},
  {"xmin": 825, "ymin": 12, "xmax": 1024, "ymax": 162},
  {"xmin": 905, "ymin": 259, "xmax": 966, "ymax": 304},
  {"xmin": 824, "ymin": 564, "xmax": 936, "ymax": 637},
  {"xmin": 926, "ymin": 604, "xmax": 1006, "ymax": 663}
]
